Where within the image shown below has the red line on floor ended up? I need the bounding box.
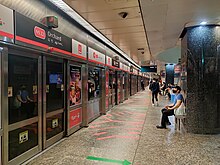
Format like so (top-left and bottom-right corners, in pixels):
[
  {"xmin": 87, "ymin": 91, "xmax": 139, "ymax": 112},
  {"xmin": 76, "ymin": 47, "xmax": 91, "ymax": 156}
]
[
  {"xmin": 117, "ymin": 112, "xmax": 125, "ymax": 115},
  {"xmin": 95, "ymin": 126, "xmax": 120, "ymax": 131},
  {"xmin": 106, "ymin": 114, "xmax": 113, "ymax": 117},
  {"xmin": 112, "ymin": 120, "xmax": 144, "ymax": 125},
  {"xmin": 89, "ymin": 125, "xmax": 101, "ymax": 129},
  {"xmin": 93, "ymin": 132, "xmax": 108, "ymax": 136},
  {"xmin": 90, "ymin": 121, "xmax": 110, "ymax": 125},
  {"xmin": 103, "ymin": 116, "xmax": 113, "ymax": 122},
  {"xmin": 96, "ymin": 135, "xmax": 115, "ymax": 140}
]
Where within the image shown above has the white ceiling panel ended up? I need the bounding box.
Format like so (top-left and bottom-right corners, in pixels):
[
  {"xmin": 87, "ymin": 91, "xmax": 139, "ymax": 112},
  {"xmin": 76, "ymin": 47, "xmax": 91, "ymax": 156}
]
[
  {"xmin": 62, "ymin": 0, "xmax": 220, "ymax": 65},
  {"xmin": 64, "ymin": 0, "xmax": 150, "ymax": 63},
  {"xmin": 141, "ymin": 4, "xmax": 168, "ymax": 31},
  {"xmin": 140, "ymin": 0, "xmax": 220, "ymax": 63}
]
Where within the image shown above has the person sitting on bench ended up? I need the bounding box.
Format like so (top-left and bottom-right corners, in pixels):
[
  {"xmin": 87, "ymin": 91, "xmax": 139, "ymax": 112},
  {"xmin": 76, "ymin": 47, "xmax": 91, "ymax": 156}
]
[{"xmin": 156, "ymin": 86, "xmax": 184, "ymax": 129}]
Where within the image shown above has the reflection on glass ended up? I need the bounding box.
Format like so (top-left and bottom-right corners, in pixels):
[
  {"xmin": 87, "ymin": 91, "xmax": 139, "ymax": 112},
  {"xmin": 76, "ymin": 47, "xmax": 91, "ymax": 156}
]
[
  {"xmin": 70, "ymin": 66, "xmax": 81, "ymax": 106},
  {"xmin": 46, "ymin": 61, "xmax": 64, "ymax": 112},
  {"xmin": 9, "ymin": 122, "xmax": 38, "ymax": 160},
  {"xmin": 8, "ymin": 55, "xmax": 38, "ymax": 124},
  {"xmin": 46, "ymin": 113, "xmax": 63, "ymax": 140},
  {"xmin": 88, "ymin": 68, "xmax": 100, "ymax": 100},
  {"xmin": 118, "ymin": 74, "xmax": 121, "ymax": 91},
  {"xmin": 108, "ymin": 70, "xmax": 115, "ymax": 106}
]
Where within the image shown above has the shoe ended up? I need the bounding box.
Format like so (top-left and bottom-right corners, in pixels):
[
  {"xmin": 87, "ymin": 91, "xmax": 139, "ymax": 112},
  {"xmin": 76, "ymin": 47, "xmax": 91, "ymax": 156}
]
[
  {"xmin": 156, "ymin": 101, "xmax": 159, "ymax": 106},
  {"xmin": 166, "ymin": 122, "xmax": 171, "ymax": 125},
  {"xmin": 156, "ymin": 125, "xmax": 166, "ymax": 129}
]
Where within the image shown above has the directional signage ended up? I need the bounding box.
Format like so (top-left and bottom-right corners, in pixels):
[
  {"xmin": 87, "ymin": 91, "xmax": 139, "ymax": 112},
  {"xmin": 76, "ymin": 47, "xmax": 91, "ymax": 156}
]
[
  {"xmin": 0, "ymin": 4, "xmax": 14, "ymax": 43},
  {"xmin": 106, "ymin": 56, "xmax": 112, "ymax": 66},
  {"xmin": 88, "ymin": 47, "xmax": 105, "ymax": 65},
  {"xmin": 141, "ymin": 65, "xmax": 157, "ymax": 72},
  {"xmin": 72, "ymin": 39, "xmax": 87, "ymax": 60},
  {"xmin": 112, "ymin": 59, "xmax": 119, "ymax": 68},
  {"xmin": 15, "ymin": 12, "xmax": 71, "ymax": 53}
]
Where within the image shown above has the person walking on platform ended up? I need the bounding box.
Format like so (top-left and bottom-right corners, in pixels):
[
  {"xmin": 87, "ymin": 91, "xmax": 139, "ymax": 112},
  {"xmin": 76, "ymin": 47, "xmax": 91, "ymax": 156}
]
[
  {"xmin": 141, "ymin": 79, "xmax": 145, "ymax": 90},
  {"xmin": 149, "ymin": 78, "xmax": 160, "ymax": 106},
  {"xmin": 156, "ymin": 86, "xmax": 184, "ymax": 129}
]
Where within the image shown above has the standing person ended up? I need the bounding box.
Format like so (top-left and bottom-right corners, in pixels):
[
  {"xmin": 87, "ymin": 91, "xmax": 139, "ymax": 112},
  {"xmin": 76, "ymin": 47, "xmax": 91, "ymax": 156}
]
[
  {"xmin": 160, "ymin": 82, "xmax": 166, "ymax": 95},
  {"xmin": 141, "ymin": 79, "xmax": 145, "ymax": 90},
  {"xmin": 149, "ymin": 78, "xmax": 160, "ymax": 106},
  {"xmin": 156, "ymin": 86, "xmax": 184, "ymax": 129}
]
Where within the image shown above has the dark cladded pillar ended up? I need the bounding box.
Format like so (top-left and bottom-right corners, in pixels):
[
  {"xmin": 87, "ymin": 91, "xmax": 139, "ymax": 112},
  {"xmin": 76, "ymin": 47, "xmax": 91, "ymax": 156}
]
[
  {"xmin": 165, "ymin": 64, "xmax": 174, "ymax": 85},
  {"xmin": 181, "ymin": 25, "xmax": 220, "ymax": 134}
]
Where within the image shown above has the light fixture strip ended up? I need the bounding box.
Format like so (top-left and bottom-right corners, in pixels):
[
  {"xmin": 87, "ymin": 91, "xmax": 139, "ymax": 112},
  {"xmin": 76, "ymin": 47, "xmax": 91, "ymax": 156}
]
[{"xmin": 47, "ymin": 0, "xmax": 140, "ymax": 68}]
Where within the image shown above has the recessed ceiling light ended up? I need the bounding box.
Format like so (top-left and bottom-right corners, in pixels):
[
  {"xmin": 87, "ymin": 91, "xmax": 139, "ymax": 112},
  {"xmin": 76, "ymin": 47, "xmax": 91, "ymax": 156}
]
[{"xmin": 200, "ymin": 21, "xmax": 207, "ymax": 25}]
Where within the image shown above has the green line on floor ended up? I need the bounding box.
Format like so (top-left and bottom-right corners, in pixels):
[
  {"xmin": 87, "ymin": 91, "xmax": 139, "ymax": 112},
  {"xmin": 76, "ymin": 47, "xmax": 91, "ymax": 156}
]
[{"xmin": 87, "ymin": 156, "xmax": 131, "ymax": 165}]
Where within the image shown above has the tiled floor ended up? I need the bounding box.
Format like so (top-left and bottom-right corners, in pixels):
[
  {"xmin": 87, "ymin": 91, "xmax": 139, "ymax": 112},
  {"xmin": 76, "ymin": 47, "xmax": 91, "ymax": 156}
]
[{"xmin": 26, "ymin": 90, "xmax": 220, "ymax": 165}]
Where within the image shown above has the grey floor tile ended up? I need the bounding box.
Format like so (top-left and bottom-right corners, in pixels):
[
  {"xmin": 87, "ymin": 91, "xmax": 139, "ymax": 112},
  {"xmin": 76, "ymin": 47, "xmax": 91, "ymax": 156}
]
[{"xmin": 27, "ymin": 90, "xmax": 220, "ymax": 165}]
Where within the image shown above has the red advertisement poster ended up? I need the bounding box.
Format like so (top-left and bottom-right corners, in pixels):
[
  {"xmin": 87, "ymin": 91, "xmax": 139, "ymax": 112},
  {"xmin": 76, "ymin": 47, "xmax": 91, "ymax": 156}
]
[
  {"xmin": 69, "ymin": 108, "xmax": 82, "ymax": 129},
  {"xmin": 70, "ymin": 66, "xmax": 81, "ymax": 106},
  {"xmin": 106, "ymin": 71, "xmax": 109, "ymax": 96}
]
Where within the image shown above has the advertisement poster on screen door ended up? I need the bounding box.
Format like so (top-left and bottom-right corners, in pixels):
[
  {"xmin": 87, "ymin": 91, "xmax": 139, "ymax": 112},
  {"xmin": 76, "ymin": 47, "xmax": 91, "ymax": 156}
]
[
  {"xmin": 70, "ymin": 66, "xmax": 81, "ymax": 106},
  {"xmin": 69, "ymin": 108, "xmax": 82, "ymax": 129}
]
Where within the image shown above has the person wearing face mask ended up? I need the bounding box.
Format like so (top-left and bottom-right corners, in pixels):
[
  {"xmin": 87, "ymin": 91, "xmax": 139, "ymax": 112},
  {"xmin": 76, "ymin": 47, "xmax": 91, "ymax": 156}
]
[
  {"xmin": 149, "ymin": 78, "xmax": 160, "ymax": 106},
  {"xmin": 156, "ymin": 86, "xmax": 184, "ymax": 129}
]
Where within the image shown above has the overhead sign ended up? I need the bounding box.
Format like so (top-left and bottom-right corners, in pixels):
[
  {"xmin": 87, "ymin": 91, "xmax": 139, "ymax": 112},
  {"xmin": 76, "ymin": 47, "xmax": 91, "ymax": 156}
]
[
  {"xmin": 72, "ymin": 39, "xmax": 87, "ymax": 60},
  {"xmin": 0, "ymin": 4, "xmax": 14, "ymax": 43},
  {"xmin": 125, "ymin": 65, "xmax": 129, "ymax": 72},
  {"xmin": 15, "ymin": 12, "xmax": 71, "ymax": 53},
  {"xmin": 106, "ymin": 56, "xmax": 112, "ymax": 66},
  {"xmin": 141, "ymin": 65, "xmax": 157, "ymax": 73},
  {"xmin": 88, "ymin": 47, "xmax": 105, "ymax": 65},
  {"xmin": 119, "ymin": 62, "xmax": 122, "ymax": 69},
  {"xmin": 130, "ymin": 66, "xmax": 133, "ymax": 73},
  {"xmin": 120, "ymin": 63, "xmax": 125, "ymax": 71},
  {"xmin": 174, "ymin": 64, "xmax": 182, "ymax": 73},
  {"xmin": 112, "ymin": 59, "xmax": 119, "ymax": 68},
  {"xmin": 133, "ymin": 69, "xmax": 138, "ymax": 75}
]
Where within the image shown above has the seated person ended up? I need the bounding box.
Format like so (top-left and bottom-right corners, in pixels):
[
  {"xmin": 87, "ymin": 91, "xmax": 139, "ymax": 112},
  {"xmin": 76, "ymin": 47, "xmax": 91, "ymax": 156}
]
[
  {"xmin": 160, "ymin": 82, "xmax": 166, "ymax": 95},
  {"xmin": 156, "ymin": 86, "xmax": 184, "ymax": 129}
]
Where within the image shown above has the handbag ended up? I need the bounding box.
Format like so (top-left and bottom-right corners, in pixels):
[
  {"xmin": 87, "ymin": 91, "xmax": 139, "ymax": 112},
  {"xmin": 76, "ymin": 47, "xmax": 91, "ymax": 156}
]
[{"xmin": 174, "ymin": 102, "xmax": 186, "ymax": 116}]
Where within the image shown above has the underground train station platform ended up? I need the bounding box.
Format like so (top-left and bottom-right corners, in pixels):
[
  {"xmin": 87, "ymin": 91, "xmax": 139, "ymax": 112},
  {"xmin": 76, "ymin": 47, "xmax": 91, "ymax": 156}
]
[{"xmin": 26, "ymin": 90, "xmax": 220, "ymax": 165}]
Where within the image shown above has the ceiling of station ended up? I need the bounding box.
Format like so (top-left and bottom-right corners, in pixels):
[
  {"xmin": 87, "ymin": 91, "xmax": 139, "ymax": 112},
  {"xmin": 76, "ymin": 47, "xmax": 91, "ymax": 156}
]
[
  {"xmin": 140, "ymin": 0, "xmax": 220, "ymax": 63},
  {"xmin": 64, "ymin": 0, "xmax": 150, "ymax": 65},
  {"xmin": 64, "ymin": 0, "xmax": 220, "ymax": 65}
]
